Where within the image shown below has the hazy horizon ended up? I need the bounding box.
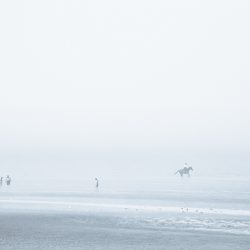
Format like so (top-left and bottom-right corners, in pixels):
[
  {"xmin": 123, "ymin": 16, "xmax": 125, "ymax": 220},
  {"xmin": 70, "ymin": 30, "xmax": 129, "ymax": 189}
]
[{"xmin": 0, "ymin": 0, "xmax": 249, "ymax": 180}]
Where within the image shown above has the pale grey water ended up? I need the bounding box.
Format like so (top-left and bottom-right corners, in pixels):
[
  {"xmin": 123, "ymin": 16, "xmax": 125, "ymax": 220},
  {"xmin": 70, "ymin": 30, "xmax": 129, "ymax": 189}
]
[
  {"xmin": 1, "ymin": 211, "xmax": 249, "ymax": 250},
  {"xmin": 1, "ymin": 177, "xmax": 250, "ymax": 249},
  {"xmin": 2, "ymin": 177, "xmax": 250, "ymax": 209}
]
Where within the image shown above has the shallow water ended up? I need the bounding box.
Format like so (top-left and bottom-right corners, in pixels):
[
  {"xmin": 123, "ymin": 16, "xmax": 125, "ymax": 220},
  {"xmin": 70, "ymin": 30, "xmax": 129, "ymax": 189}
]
[
  {"xmin": 1, "ymin": 177, "xmax": 250, "ymax": 236},
  {"xmin": 1, "ymin": 177, "xmax": 250, "ymax": 209},
  {"xmin": 1, "ymin": 211, "xmax": 249, "ymax": 250}
]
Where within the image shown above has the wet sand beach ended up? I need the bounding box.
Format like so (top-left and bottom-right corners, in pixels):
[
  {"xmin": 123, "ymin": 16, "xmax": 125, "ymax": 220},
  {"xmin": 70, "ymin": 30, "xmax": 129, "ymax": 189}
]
[
  {"xmin": 1, "ymin": 178, "xmax": 250, "ymax": 249},
  {"xmin": 0, "ymin": 210, "xmax": 250, "ymax": 250}
]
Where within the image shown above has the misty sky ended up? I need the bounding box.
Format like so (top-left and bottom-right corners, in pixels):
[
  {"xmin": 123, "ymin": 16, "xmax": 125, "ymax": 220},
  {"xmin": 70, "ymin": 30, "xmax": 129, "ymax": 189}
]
[{"xmin": 0, "ymin": 1, "xmax": 249, "ymax": 179}]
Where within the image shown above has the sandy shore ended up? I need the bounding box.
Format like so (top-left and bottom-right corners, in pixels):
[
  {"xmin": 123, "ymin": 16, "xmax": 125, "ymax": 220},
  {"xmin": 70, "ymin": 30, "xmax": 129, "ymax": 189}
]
[
  {"xmin": 0, "ymin": 210, "xmax": 249, "ymax": 250},
  {"xmin": 1, "ymin": 179, "xmax": 250, "ymax": 250}
]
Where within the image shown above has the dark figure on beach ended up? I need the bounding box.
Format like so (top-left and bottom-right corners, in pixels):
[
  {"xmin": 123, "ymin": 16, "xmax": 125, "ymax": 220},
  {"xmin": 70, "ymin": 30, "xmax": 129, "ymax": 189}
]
[
  {"xmin": 175, "ymin": 163, "xmax": 193, "ymax": 177},
  {"xmin": 95, "ymin": 178, "xmax": 99, "ymax": 189},
  {"xmin": 5, "ymin": 175, "xmax": 11, "ymax": 186},
  {"xmin": 0, "ymin": 177, "xmax": 3, "ymax": 186}
]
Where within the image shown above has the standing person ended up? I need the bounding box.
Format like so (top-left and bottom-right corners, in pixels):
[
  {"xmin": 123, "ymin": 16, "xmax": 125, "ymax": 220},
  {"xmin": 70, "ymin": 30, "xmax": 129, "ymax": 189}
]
[
  {"xmin": 95, "ymin": 178, "xmax": 99, "ymax": 189},
  {"xmin": 5, "ymin": 175, "xmax": 11, "ymax": 186},
  {"xmin": 0, "ymin": 177, "xmax": 3, "ymax": 186}
]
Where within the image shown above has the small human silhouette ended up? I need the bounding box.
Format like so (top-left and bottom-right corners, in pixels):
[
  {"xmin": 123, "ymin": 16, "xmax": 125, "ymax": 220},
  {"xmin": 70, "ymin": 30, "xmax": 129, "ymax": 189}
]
[
  {"xmin": 95, "ymin": 178, "xmax": 99, "ymax": 189},
  {"xmin": 5, "ymin": 175, "xmax": 11, "ymax": 186}
]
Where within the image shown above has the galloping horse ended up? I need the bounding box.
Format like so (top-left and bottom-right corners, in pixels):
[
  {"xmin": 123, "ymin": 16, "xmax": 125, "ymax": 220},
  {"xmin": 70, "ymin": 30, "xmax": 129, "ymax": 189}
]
[{"xmin": 175, "ymin": 166, "xmax": 193, "ymax": 177}]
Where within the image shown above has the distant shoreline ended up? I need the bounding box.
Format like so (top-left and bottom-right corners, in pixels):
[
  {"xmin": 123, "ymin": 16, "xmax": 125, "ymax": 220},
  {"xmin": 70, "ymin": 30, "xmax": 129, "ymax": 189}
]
[{"xmin": 1, "ymin": 198, "xmax": 250, "ymax": 217}]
